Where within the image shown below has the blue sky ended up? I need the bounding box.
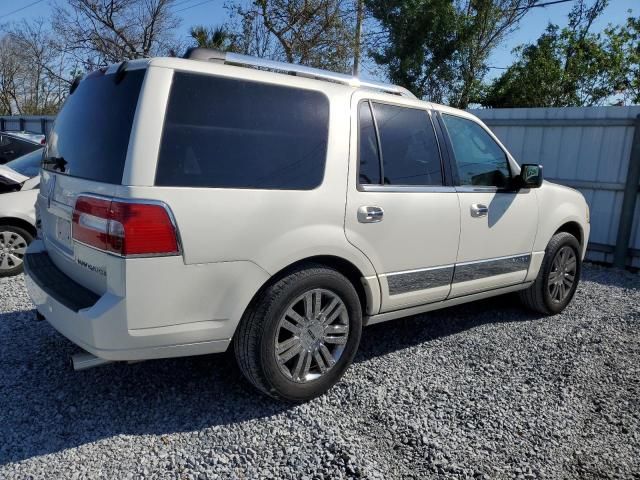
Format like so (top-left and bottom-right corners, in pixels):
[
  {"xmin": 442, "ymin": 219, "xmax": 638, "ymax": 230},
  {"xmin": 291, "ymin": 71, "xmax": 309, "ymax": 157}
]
[{"xmin": 1, "ymin": 0, "xmax": 636, "ymax": 82}]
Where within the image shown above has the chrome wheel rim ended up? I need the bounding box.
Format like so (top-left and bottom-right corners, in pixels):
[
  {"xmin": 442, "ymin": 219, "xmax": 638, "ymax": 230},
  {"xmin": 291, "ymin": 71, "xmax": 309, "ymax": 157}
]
[
  {"xmin": 548, "ymin": 246, "xmax": 577, "ymax": 304},
  {"xmin": 0, "ymin": 231, "xmax": 28, "ymax": 271},
  {"xmin": 274, "ymin": 288, "xmax": 349, "ymax": 383}
]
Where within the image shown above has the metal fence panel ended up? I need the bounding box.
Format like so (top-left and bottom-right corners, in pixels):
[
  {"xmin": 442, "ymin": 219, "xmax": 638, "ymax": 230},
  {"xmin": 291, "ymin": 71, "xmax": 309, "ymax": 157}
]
[
  {"xmin": 0, "ymin": 115, "xmax": 55, "ymax": 137},
  {"xmin": 470, "ymin": 106, "xmax": 640, "ymax": 268}
]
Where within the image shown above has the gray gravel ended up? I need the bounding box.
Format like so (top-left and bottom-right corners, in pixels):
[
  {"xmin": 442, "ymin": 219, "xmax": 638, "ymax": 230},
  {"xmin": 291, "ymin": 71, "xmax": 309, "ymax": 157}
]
[{"xmin": 1, "ymin": 264, "xmax": 639, "ymax": 479}]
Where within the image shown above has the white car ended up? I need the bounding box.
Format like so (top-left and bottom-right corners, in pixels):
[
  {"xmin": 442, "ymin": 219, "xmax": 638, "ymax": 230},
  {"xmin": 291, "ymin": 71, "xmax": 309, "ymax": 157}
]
[
  {"xmin": 0, "ymin": 131, "xmax": 45, "ymax": 164},
  {"xmin": 24, "ymin": 51, "xmax": 590, "ymax": 401},
  {"xmin": 0, "ymin": 148, "xmax": 42, "ymax": 276},
  {"xmin": 5, "ymin": 131, "xmax": 46, "ymax": 145}
]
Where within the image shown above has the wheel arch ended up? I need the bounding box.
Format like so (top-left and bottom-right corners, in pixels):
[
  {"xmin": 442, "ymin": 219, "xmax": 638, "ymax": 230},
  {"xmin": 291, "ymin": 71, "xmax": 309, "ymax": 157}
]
[
  {"xmin": 554, "ymin": 221, "xmax": 583, "ymax": 249},
  {"xmin": 244, "ymin": 255, "xmax": 377, "ymax": 323},
  {"xmin": 0, "ymin": 217, "xmax": 37, "ymax": 238}
]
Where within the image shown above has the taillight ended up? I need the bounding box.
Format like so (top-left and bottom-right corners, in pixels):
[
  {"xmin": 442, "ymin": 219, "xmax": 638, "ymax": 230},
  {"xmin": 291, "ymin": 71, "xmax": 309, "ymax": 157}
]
[{"xmin": 72, "ymin": 196, "xmax": 179, "ymax": 256}]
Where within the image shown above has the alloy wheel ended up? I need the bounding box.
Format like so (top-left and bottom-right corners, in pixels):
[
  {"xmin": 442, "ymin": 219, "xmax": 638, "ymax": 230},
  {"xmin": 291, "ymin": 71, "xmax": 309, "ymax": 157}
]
[
  {"xmin": 274, "ymin": 288, "xmax": 349, "ymax": 383},
  {"xmin": 0, "ymin": 231, "xmax": 28, "ymax": 271},
  {"xmin": 547, "ymin": 246, "xmax": 577, "ymax": 304}
]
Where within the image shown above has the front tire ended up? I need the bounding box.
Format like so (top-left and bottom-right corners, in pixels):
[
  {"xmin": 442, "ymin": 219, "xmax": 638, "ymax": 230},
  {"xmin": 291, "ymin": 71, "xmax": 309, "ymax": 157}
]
[
  {"xmin": 520, "ymin": 232, "xmax": 582, "ymax": 315},
  {"xmin": 234, "ymin": 264, "xmax": 363, "ymax": 402}
]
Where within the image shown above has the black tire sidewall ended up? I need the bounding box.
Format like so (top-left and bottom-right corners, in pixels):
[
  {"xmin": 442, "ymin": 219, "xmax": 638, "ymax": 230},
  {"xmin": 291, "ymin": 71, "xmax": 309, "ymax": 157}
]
[
  {"xmin": 0, "ymin": 225, "xmax": 33, "ymax": 277},
  {"xmin": 259, "ymin": 269, "xmax": 362, "ymax": 402},
  {"xmin": 540, "ymin": 234, "xmax": 581, "ymax": 314}
]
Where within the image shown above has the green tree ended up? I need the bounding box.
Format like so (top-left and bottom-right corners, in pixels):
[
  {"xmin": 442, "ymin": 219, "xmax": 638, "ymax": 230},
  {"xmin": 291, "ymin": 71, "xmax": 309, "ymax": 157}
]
[
  {"xmin": 605, "ymin": 16, "xmax": 640, "ymax": 105},
  {"xmin": 366, "ymin": 0, "xmax": 538, "ymax": 107},
  {"xmin": 481, "ymin": 1, "xmax": 638, "ymax": 107},
  {"xmin": 190, "ymin": 25, "xmax": 235, "ymax": 51},
  {"xmin": 481, "ymin": 24, "xmax": 619, "ymax": 107},
  {"xmin": 481, "ymin": 27, "xmax": 564, "ymax": 108}
]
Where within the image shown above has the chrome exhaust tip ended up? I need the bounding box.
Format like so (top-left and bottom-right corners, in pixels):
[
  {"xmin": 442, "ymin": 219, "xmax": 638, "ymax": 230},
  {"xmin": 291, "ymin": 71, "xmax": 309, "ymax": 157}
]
[{"xmin": 71, "ymin": 351, "xmax": 113, "ymax": 371}]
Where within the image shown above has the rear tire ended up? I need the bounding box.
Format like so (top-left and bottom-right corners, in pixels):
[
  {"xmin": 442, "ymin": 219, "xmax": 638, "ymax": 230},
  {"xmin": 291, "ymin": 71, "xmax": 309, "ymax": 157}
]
[
  {"xmin": 234, "ymin": 264, "xmax": 362, "ymax": 402},
  {"xmin": 520, "ymin": 232, "xmax": 581, "ymax": 315},
  {"xmin": 0, "ymin": 225, "xmax": 32, "ymax": 277}
]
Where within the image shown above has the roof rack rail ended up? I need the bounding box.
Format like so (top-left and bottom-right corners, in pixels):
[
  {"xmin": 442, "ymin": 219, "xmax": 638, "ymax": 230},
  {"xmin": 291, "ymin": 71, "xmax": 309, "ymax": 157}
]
[{"xmin": 183, "ymin": 48, "xmax": 416, "ymax": 99}]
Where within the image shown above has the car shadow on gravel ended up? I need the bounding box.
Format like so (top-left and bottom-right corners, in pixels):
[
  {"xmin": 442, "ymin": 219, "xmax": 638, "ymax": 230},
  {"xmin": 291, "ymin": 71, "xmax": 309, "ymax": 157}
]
[
  {"xmin": 0, "ymin": 293, "xmax": 540, "ymax": 465},
  {"xmin": 358, "ymin": 293, "xmax": 542, "ymax": 362},
  {"xmin": 1, "ymin": 265, "xmax": 631, "ymax": 465}
]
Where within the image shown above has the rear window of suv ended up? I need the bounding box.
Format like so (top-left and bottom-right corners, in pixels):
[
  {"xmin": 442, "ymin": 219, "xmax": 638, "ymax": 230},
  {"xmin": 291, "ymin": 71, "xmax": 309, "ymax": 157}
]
[
  {"xmin": 43, "ymin": 69, "xmax": 145, "ymax": 184},
  {"xmin": 155, "ymin": 73, "xmax": 330, "ymax": 190}
]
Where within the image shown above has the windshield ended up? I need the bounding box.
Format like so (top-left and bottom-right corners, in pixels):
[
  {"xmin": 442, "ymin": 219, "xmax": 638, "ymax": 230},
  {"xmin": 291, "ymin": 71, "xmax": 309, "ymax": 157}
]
[
  {"xmin": 4, "ymin": 148, "xmax": 44, "ymax": 178},
  {"xmin": 43, "ymin": 68, "xmax": 145, "ymax": 184}
]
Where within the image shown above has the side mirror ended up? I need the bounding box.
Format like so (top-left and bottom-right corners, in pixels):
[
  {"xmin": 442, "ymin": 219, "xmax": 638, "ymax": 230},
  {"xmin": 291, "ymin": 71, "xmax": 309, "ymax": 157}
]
[{"xmin": 518, "ymin": 164, "xmax": 543, "ymax": 188}]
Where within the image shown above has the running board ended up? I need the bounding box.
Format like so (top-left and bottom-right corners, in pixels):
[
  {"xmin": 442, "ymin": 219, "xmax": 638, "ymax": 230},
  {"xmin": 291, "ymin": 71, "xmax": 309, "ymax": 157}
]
[{"xmin": 365, "ymin": 282, "xmax": 532, "ymax": 326}]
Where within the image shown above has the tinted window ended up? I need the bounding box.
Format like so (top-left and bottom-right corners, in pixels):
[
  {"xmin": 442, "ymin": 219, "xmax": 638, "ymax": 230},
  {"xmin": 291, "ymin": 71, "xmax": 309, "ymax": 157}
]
[
  {"xmin": 0, "ymin": 135, "xmax": 40, "ymax": 164},
  {"xmin": 358, "ymin": 102, "xmax": 381, "ymax": 185},
  {"xmin": 155, "ymin": 73, "xmax": 329, "ymax": 190},
  {"xmin": 442, "ymin": 114, "xmax": 511, "ymax": 188},
  {"xmin": 5, "ymin": 148, "xmax": 44, "ymax": 177},
  {"xmin": 43, "ymin": 69, "xmax": 145, "ymax": 184},
  {"xmin": 372, "ymin": 103, "xmax": 442, "ymax": 186}
]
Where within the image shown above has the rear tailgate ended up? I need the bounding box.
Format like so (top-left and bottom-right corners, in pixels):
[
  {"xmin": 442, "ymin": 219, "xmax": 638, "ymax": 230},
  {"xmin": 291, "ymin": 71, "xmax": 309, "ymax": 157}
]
[
  {"xmin": 38, "ymin": 172, "xmax": 122, "ymax": 295},
  {"xmin": 38, "ymin": 65, "xmax": 146, "ymax": 295}
]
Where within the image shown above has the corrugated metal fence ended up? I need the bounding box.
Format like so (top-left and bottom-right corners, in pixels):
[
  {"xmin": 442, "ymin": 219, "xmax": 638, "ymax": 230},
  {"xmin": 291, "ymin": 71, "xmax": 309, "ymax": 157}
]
[
  {"xmin": 470, "ymin": 106, "xmax": 640, "ymax": 269},
  {"xmin": 0, "ymin": 115, "xmax": 55, "ymax": 137},
  {"xmin": 3, "ymin": 108, "xmax": 640, "ymax": 268}
]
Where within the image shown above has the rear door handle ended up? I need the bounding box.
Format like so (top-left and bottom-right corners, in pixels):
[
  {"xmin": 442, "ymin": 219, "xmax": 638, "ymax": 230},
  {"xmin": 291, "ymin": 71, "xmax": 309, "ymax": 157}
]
[
  {"xmin": 470, "ymin": 204, "xmax": 488, "ymax": 217},
  {"xmin": 357, "ymin": 206, "xmax": 384, "ymax": 223}
]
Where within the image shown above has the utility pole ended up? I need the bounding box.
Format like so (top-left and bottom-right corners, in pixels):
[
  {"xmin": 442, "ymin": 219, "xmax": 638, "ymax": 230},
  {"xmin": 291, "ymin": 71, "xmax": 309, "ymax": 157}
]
[{"xmin": 352, "ymin": 0, "xmax": 364, "ymax": 77}]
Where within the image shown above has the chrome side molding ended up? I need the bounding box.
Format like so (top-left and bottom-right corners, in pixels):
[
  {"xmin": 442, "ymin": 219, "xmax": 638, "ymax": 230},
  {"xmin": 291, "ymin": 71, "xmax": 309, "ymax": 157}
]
[
  {"xmin": 453, "ymin": 254, "xmax": 531, "ymax": 283},
  {"xmin": 383, "ymin": 254, "xmax": 532, "ymax": 296},
  {"xmin": 385, "ymin": 265, "xmax": 454, "ymax": 295}
]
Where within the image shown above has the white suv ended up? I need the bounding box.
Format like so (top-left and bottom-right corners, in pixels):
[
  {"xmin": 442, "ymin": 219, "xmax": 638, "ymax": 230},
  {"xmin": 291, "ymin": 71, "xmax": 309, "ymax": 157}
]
[{"xmin": 24, "ymin": 50, "xmax": 590, "ymax": 401}]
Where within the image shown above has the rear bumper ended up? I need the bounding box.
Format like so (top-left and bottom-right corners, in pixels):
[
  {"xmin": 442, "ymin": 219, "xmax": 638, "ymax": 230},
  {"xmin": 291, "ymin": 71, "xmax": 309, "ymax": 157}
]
[{"xmin": 24, "ymin": 240, "xmax": 269, "ymax": 361}]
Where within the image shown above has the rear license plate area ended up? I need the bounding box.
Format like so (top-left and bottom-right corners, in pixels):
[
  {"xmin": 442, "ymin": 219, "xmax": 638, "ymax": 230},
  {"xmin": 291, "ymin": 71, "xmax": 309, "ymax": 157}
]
[{"xmin": 56, "ymin": 217, "xmax": 72, "ymax": 248}]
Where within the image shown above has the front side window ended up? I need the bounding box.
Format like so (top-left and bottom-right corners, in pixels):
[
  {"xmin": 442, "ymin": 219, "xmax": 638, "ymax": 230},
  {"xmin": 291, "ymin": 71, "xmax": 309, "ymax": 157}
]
[
  {"xmin": 357, "ymin": 101, "xmax": 443, "ymax": 187},
  {"xmin": 155, "ymin": 73, "xmax": 330, "ymax": 190},
  {"xmin": 441, "ymin": 114, "xmax": 511, "ymax": 188}
]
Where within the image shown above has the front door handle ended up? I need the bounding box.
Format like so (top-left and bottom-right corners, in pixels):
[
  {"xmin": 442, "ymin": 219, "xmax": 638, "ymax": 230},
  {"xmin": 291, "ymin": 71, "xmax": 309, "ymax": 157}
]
[
  {"xmin": 470, "ymin": 203, "xmax": 488, "ymax": 218},
  {"xmin": 357, "ymin": 206, "xmax": 384, "ymax": 223}
]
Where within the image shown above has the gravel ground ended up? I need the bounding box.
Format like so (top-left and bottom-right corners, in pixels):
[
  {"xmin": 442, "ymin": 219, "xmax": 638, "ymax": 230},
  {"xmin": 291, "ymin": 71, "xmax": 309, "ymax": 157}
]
[{"xmin": 0, "ymin": 264, "xmax": 639, "ymax": 479}]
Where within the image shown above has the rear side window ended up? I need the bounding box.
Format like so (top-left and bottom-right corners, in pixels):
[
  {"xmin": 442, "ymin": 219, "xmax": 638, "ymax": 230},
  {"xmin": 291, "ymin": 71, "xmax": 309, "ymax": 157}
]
[
  {"xmin": 358, "ymin": 102, "xmax": 381, "ymax": 185},
  {"xmin": 44, "ymin": 69, "xmax": 145, "ymax": 184},
  {"xmin": 155, "ymin": 73, "xmax": 330, "ymax": 190},
  {"xmin": 357, "ymin": 101, "xmax": 443, "ymax": 187},
  {"xmin": 0, "ymin": 135, "xmax": 41, "ymax": 162}
]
